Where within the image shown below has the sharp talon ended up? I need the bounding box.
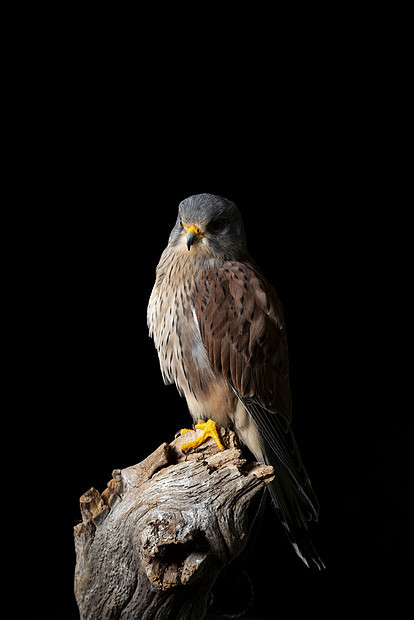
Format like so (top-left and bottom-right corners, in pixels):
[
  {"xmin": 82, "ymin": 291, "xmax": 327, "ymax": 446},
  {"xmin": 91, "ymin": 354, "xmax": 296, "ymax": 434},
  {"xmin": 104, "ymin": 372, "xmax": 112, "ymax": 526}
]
[{"xmin": 181, "ymin": 419, "xmax": 225, "ymax": 452}]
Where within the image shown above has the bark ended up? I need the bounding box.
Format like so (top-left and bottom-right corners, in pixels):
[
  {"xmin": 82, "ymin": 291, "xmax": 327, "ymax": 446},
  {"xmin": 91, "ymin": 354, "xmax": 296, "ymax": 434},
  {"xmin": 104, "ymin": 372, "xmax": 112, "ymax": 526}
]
[{"xmin": 74, "ymin": 427, "xmax": 274, "ymax": 620}]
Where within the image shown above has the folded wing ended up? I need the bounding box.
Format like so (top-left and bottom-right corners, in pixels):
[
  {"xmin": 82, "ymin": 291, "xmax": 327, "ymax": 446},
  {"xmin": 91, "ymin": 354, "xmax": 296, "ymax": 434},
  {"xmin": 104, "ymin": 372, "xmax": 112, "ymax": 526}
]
[{"xmin": 194, "ymin": 259, "xmax": 324, "ymax": 569}]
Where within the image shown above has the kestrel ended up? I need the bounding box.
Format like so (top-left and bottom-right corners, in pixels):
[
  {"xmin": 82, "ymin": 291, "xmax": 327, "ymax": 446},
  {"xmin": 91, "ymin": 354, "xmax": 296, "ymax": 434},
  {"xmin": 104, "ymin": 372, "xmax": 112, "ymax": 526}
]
[{"xmin": 147, "ymin": 193, "xmax": 324, "ymax": 569}]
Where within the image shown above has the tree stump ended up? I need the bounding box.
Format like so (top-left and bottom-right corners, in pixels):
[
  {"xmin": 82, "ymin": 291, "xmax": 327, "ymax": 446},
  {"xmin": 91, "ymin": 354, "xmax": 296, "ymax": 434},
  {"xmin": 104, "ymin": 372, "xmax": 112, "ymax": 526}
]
[{"xmin": 74, "ymin": 427, "xmax": 274, "ymax": 620}]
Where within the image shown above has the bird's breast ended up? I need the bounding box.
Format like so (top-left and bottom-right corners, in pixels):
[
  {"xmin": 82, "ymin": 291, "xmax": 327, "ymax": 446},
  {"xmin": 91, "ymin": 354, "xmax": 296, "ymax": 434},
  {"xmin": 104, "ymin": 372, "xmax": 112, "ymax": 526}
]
[
  {"xmin": 147, "ymin": 248, "xmax": 254, "ymax": 441},
  {"xmin": 147, "ymin": 252, "xmax": 218, "ymax": 400}
]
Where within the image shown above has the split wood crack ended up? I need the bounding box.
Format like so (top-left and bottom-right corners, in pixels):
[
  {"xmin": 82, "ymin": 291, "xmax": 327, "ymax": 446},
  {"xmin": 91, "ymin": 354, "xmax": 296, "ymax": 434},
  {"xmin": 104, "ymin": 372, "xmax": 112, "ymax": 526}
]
[{"xmin": 74, "ymin": 426, "xmax": 274, "ymax": 620}]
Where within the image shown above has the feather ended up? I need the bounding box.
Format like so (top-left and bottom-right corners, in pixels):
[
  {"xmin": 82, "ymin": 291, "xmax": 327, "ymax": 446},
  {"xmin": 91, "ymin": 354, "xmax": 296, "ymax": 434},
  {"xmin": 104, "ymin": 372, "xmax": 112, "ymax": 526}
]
[
  {"xmin": 195, "ymin": 259, "xmax": 324, "ymax": 569},
  {"xmin": 195, "ymin": 260, "xmax": 292, "ymax": 421}
]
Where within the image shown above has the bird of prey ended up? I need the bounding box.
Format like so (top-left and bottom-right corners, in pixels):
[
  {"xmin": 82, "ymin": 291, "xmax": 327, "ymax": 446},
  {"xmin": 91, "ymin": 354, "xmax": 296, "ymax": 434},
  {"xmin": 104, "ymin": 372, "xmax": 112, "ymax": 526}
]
[{"xmin": 147, "ymin": 193, "xmax": 324, "ymax": 569}]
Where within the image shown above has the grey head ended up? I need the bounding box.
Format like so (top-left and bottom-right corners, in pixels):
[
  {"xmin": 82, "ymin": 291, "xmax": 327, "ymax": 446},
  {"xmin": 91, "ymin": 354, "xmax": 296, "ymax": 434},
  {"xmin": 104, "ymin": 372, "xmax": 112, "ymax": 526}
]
[{"xmin": 168, "ymin": 193, "xmax": 247, "ymax": 261}]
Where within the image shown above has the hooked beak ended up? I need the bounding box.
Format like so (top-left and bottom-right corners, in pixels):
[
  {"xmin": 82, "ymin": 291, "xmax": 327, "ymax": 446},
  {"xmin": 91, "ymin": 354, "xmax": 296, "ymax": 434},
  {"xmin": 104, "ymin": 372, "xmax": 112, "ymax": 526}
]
[{"xmin": 186, "ymin": 224, "xmax": 203, "ymax": 251}]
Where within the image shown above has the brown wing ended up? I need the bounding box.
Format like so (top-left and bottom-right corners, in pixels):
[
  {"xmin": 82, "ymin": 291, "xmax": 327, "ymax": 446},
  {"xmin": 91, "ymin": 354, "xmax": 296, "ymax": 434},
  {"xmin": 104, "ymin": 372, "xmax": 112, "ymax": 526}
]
[
  {"xmin": 195, "ymin": 259, "xmax": 292, "ymax": 422},
  {"xmin": 195, "ymin": 259, "xmax": 323, "ymax": 568}
]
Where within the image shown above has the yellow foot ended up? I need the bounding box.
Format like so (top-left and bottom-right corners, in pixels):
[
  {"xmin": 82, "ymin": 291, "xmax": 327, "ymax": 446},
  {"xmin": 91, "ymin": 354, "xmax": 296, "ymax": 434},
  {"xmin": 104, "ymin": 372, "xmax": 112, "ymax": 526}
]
[{"xmin": 180, "ymin": 419, "xmax": 225, "ymax": 452}]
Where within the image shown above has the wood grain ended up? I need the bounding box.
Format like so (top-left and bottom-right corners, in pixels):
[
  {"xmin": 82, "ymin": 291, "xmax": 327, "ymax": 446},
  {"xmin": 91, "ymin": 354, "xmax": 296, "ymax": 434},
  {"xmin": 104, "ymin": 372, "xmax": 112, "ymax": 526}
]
[{"xmin": 74, "ymin": 428, "xmax": 274, "ymax": 620}]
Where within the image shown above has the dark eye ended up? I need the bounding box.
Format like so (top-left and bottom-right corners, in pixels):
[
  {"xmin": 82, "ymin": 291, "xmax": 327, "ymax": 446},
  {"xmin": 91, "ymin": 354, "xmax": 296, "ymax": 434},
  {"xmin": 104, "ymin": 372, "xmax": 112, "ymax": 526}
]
[
  {"xmin": 208, "ymin": 218, "xmax": 225, "ymax": 232},
  {"xmin": 179, "ymin": 218, "xmax": 183, "ymax": 228}
]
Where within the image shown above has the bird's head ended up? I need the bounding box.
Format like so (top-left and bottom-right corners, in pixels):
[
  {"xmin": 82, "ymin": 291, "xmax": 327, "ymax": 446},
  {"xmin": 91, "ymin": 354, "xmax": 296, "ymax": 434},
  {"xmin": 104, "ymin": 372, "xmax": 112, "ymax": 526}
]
[{"xmin": 169, "ymin": 193, "xmax": 247, "ymax": 261}]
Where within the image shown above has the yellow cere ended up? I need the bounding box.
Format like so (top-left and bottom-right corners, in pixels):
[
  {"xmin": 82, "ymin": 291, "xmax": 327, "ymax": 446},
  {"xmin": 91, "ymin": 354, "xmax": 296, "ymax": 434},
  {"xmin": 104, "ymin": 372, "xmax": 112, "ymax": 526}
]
[{"xmin": 186, "ymin": 224, "xmax": 202, "ymax": 236}]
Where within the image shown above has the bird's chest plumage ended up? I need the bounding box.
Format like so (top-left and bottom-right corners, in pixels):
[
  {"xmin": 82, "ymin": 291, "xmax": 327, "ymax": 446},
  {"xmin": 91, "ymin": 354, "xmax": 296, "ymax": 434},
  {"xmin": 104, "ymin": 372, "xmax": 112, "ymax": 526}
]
[
  {"xmin": 148, "ymin": 249, "xmax": 255, "ymax": 438},
  {"xmin": 147, "ymin": 251, "xmax": 217, "ymax": 400}
]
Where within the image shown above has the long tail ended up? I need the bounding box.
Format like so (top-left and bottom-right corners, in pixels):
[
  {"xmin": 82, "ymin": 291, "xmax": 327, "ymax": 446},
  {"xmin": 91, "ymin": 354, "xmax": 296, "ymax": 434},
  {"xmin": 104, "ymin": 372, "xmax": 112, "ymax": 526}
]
[
  {"xmin": 264, "ymin": 451, "xmax": 325, "ymax": 570},
  {"xmin": 234, "ymin": 393, "xmax": 325, "ymax": 569}
]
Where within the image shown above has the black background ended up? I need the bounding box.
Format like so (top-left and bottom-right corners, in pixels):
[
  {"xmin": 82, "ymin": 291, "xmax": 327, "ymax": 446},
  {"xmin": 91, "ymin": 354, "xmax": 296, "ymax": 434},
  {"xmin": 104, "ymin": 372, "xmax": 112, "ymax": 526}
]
[{"xmin": 14, "ymin": 17, "xmax": 412, "ymax": 619}]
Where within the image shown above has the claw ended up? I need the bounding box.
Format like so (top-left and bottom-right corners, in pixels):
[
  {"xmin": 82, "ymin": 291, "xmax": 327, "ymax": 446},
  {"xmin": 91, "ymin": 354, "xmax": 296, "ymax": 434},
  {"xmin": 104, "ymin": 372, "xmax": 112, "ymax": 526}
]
[{"xmin": 181, "ymin": 419, "xmax": 225, "ymax": 452}]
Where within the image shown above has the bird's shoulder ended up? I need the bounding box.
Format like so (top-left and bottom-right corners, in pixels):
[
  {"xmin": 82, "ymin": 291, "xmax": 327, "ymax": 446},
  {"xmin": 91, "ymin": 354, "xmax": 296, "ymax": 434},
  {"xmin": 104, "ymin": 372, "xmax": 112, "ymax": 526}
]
[{"xmin": 195, "ymin": 257, "xmax": 286, "ymax": 339}]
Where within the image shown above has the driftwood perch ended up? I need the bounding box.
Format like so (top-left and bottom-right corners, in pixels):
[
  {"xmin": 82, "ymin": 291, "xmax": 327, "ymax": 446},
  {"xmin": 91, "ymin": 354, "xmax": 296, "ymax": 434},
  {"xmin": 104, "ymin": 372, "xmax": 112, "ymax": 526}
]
[{"xmin": 74, "ymin": 427, "xmax": 274, "ymax": 620}]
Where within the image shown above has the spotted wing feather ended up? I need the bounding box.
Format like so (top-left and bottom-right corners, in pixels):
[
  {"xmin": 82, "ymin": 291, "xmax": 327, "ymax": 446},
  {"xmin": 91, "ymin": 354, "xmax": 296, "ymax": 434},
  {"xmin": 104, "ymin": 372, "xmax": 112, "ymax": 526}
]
[
  {"xmin": 195, "ymin": 260, "xmax": 292, "ymax": 419},
  {"xmin": 195, "ymin": 260, "xmax": 324, "ymax": 569}
]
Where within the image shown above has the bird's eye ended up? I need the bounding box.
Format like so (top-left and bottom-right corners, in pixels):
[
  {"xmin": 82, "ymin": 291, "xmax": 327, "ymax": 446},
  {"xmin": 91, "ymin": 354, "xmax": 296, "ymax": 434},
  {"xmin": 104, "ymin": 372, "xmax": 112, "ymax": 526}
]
[
  {"xmin": 208, "ymin": 219, "xmax": 225, "ymax": 232},
  {"xmin": 179, "ymin": 218, "xmax": 183, "ymax": 228}
]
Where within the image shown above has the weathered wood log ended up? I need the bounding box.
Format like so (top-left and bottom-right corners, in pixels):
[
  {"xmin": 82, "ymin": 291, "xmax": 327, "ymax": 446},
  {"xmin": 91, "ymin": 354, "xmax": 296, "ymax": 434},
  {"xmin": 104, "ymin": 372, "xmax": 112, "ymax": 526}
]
[{"xmin": 74, "ymin": 427, "xmax": 274, "ymax": 620}]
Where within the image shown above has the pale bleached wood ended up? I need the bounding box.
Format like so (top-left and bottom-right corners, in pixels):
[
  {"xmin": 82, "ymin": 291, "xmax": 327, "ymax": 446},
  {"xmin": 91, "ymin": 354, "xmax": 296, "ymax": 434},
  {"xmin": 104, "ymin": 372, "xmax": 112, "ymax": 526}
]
[{"xmin": 74, "ymin": 427, "xmax": 274, "ymax": 620}]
